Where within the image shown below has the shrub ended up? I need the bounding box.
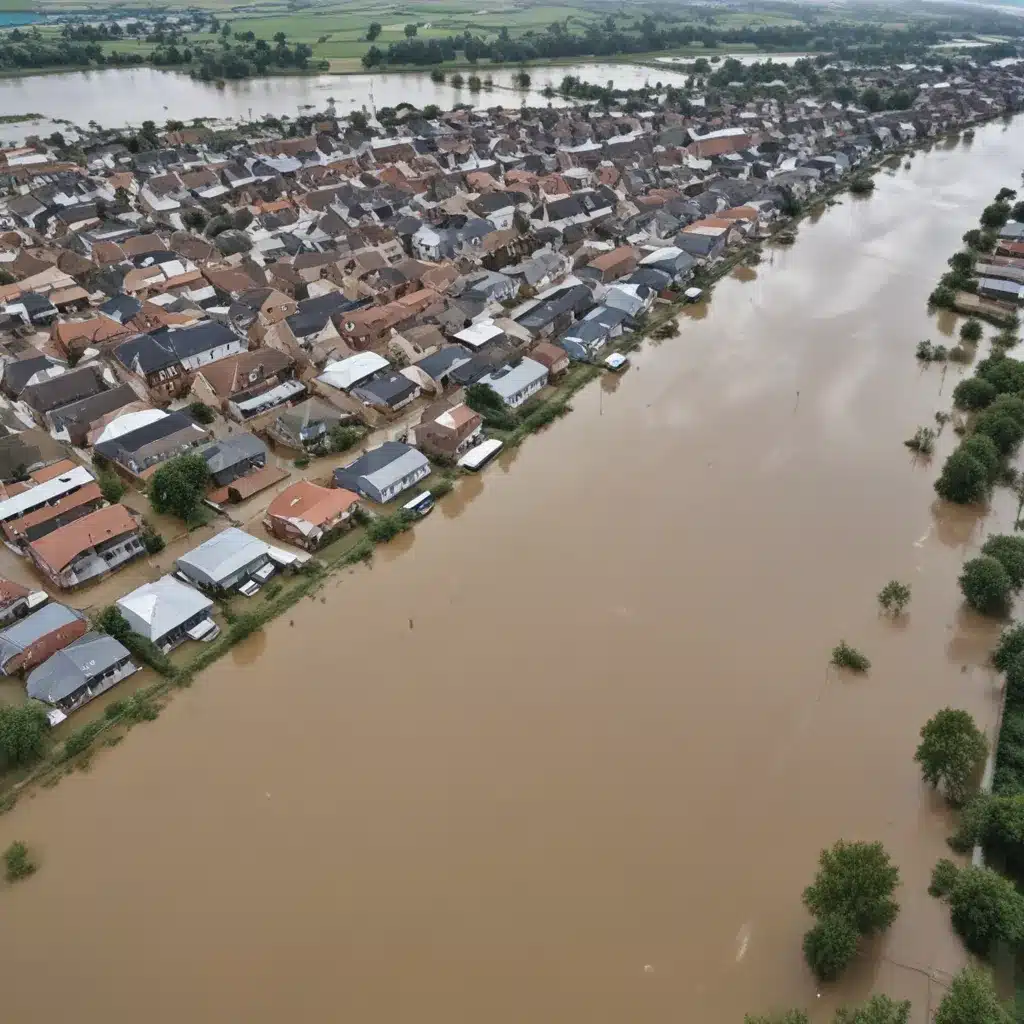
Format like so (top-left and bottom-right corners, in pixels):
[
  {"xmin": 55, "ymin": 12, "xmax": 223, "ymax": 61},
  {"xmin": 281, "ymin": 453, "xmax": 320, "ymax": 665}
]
[
  {"xmin": 929, "ymin": 285, "xmax": 956, "ymax": 309},
  {"xmin": 959, "ymin": 434, "xmax": 1001, "ymax": 482},
  {"xmin": 803, "ymin": 914, "xmax": 858, "ymax": 981},
  {"xmin": 974, "ymin": 410, "xmax": 1024, "ymax": 456},
  {"xmin": 3, "ymin": 840, "xmax": 35, "ymax": 881},
  {"xmin": 930, "ymin": 858, "xmax": 961, "ymax": 898},
  {"xmin": 62, "ymin": 720, "xmax": 103, "ymax": 760},
  {"xmin": 293, "ymin": 455, "xmax": 310, "ymax": 469},
  {"xmin": 0, "ymin": 702, "xmax": 49, "ymax": 769},
  {"xmin": 952, "ymin": 377, "xmax": 996, "ymax": 411},
  {"xmin": 947, "ymin": 865, "xmax": 1024, "ymax": 957},
  {"xmin": 831, "ymin": 641, "xmax": 870, "ymax": 673},
  {"xmin": 366, "ymin": 512, "xmax": 413, "ymax": 543},
  {"xmin": 981, "ymin": 534, "xmax": 1024, "ymax": 588},
  {"xmin": 935, "ymin": 448, "xmax": 989, "ymax": 503},
  {"xmin": 935, "ymin": 967, "xmax": 1011, "ymax": 1024},
  {"xmin": 328, "ymin": 425, "xmax": 361, "ymax": 454},
  {"xmin": 993, "ymin": 622, "xmax": 1024, "ymax": 671},
  {"xmin": 960, "ymin": 319, "xmax": 984, "ymax": 343},
  {"xmin": 848, "ymin": 177, "xmax": 875, "ymax": 195},
  {"xmin": 959, "ymin": 556, "xmax": 1013, "ymax": 615},
  {"xmin": 98, "ymin": 469, "xmax": 125, "ymax": 503},
  {"xmin": 904, "ymin": 427, "xmax": 935, "ymax": 454},
  {"xmin": 188, "ymin": 400, "xmax": 216, "ymax": 425},
  {"xmin": 916, "ymin": 340, "xmax": 934, "ymax": 361},
  {"xmin": 878, "ymin": 581, "xmax": 911, "ymax": 614},
  {"xmin": 141, "ymin": 521, "xmax": 165, "ymax": 554}
]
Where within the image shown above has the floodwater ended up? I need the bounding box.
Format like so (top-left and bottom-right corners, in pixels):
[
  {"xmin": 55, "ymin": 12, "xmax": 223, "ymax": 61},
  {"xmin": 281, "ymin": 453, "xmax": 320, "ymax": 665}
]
[
  {"xmin": 0, "ymin": 121, "xmax": 1021, "ymax": 1023},
  {"xmin": 0, "ymin": 61, "xmax": 694, "ymax": 141}
]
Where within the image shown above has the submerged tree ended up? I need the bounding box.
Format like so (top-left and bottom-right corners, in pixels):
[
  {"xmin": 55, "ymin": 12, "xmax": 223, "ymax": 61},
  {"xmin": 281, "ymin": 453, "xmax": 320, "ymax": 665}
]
[
  {"xmin": 803, "ymin": 840, "xmax": 900, "ymax": 936},
  {"xmin": 935, "ymin": 967, "xmax": 1012, "ymax": 1024},
  {"xmin": 915, "ymin": 708, "xmax": 987, "ymax": 804},
  {"xmin": 878, "ymin": 581, "xmax": 911, "ymax": 615},
  {"xmin": 959, "ymin": 556, "xmax": 1013, "ymax": 616}
]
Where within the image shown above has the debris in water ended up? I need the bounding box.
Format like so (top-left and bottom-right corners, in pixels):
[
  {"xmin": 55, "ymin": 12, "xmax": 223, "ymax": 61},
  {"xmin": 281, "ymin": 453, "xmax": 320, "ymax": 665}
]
[
  {"xmin": 643, "ymin": 965, "xmax": 654, "ymax": 974},
  {"xmin": 409, "ymin": 618, "xmax": 414, "ymax": 630}
]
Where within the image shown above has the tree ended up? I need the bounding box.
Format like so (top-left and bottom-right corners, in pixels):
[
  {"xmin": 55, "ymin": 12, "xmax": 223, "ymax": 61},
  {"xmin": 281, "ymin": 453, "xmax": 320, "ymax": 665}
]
[
  {"xmin": 3, "ymin": 840, "xmax": 35, "ymax": 882},
  {"xmin": 934, "ymin": 967, "xmax": 1012, "ymax": 1024},
  {"xmin": 148, "ymin": 453, "xmax": 210, "ymax": 523},
  {"xmin": 860, "ymin": 87, "xmax": 883, "ymax": 112},
  {"xmin": 961, "ymin": 319, "xmax": 984, "ymax": 343},
  {"xmin": 935, "ymin": 448, "xmax": 990, "ymax": 504},
  {"xmin": 952, "ymin": 377, "xmax": 996, "ymax": 411},
  {"xmin": 959, "ymin": 556, "xmax": 1012, "ymax": 616},
  {"xmin": 188, "ymin": 400, "xmax": 215, "ymax": 425},
  {"xmin": 964, "ymin": 228, "xmax": 984, "ymax": 249},
  {"xmin": 514, "ymin": 69, "xmax": 531, "ymax": 87},
  {"xmin": 959, "ymin": 435, "xmax": 1000, "ymax": 483},
  {"xmin": 430, "ymin": 69, "xmax": 445, "ymax": 82},
  {"xmin": 745, "ymin": 1013, "xmax": 808, "ymax": 1024},
  {"xmin": 946, "ymin": 866, "xmax": 1024, "ymax": 957},
  {"xmin": 803, "ymin": 840, "xmax": 900, "ymax": 936},
  {"xmin": 949, "ymin": 251, "xmax": 974, "ymax": 274},
  {"xmin": 878, "ymin": 581, "xmax": 911, "ymax": 615},
  {"xmin": 981, "ymin": 203, "xmax": 1010, "ymax": 230},
  {"xmin": 182, "ymin": 207, "xmax": 207, "ymax": 232},
  {"xmin": 348, "ymin": 110, "xmax": 369, "ymax": 133},
  {"xmin": 833, "ymin": 995, "xmax": 911, "ymax": 1024},
  {"xmin": 0, "ymin": 702, "xmax": 49, "ymax": 769},
  {"xmin": 994, "ymin": 622, "xmax": 1024, "ymax": 671},
  {"xmin": 981, "ymin": 534, "xmax": 1024, "ymax": 589},
  {"xmin": 930, "ymin": 858, "xmax": 961, "ymax": 898},
  {"xmin": 422, "ymin": 104, "xmax": 440, "ymax": 118},
  {"xmin": 98, "ymin": 468, "xmax": 125, "ymax": 503},
  {"xmin": 973, "ymin": 410, "xmax": 1024, "ymax": 456},
  {"xmin": 404, "ymin": 23, "xmax": 417, "ymax": 37},
  {"xmin": 467, "ymin": 74, "xmax": 482, "ymax": 91},
  {"xmin": 272, "ymin": 31, "xmax": 286, "ymax": 44},
  {"xmin": 328, "ymin": 424, "xmax": 360, "ymax": 453},
  {"xmin": 450, "ymin": 72, "xmax": 464, "ymax": 88},
  {"xmin": 1013, "ymin": 200, "xmax": 1024, "ymax": 222},
  {"xmin": 915, "ymin": 708, "xmax": 987, "ymax": 804},
  {"xmin": 366, "ymin": 21, "xmax": 382, "ymax": 41},
  {"xmin": 803, "ymin": 914, "xmax": 858, "ymax": 981},
  {"xmin": 361, "ymin": 46, "xmax": 383, "ymax": 69}
]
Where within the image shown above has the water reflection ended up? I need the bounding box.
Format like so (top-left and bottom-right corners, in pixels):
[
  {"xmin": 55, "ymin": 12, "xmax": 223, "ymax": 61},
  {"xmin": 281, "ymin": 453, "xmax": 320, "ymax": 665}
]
[
  {"xmin": 231, "ymin": 627, "xmax": 267, "ymax": 666},
  {"xmin": 441, "ymin": 472, "xmax": 483, "ymax": 518}
]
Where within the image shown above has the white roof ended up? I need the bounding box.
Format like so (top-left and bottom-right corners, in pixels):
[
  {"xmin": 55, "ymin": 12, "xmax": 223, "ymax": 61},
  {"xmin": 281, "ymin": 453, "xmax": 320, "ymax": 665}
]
[
  {"xmin": 177, "ymin": 527, "xmax": 271, "ymax": 585},
  {"xmin": 317, "ymin": 352, "xmax": 390, "ymax": 391},
  {"xmin": 640, "ymin": 245, "xmax": 685, "ymax": 265},
  {"xmin": 0, "ymin": 465, "xmax": 94, "ymax": 522},
  {"xmin": 116, "ymin": 575, "xmax": 213, "ymax": 642},
  {"xmin": 95, "ymin": 408, "xmax": 167, "ymax": 444},
  {"xmin": 454, "ymin": 320, "xmax": 504, "ymax": 349}
]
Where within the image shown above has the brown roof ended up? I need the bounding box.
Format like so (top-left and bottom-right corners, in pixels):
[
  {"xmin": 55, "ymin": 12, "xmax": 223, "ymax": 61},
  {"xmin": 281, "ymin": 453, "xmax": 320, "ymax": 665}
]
[
  {"xmin": 52, "ymin": 316, "xmax": 131, "ymax": 350},
  {"xmin": 208, "ymin": 464, "xmax": 290, "ymax": 504},
  {"xmin": 5, "ymin": 617, "xmax": 88, "ymax": 674},
  {"xmin": 121, "ymin": 234, "xmax": 168, "ymax": 258},
  {"xmin": 30, "ymin": 459, "xmax": 79, "ymax": 484},
  {"xmin": 3, "ymin": 482, "xmax": 103, "ymax": 545},
  {"xmin": 0, "ymin": 577, "xmax": 28, "ymax": 608},
  {"xmin": 267, "ymin": 480, "xmax": 359, "ymax": 528},
  {"xmin": 30, "ymin": 503, "xmax": 138, "ymax": 573},
  {"xmin": 197, "ymin": 347, "xmax": 295, "ymax": 398},
  {"xmin": 588, "ymin": 245, "xmax": 636, "ymax": 272},
  {"xmin": 531, "ymin": 342, "xmax": 569, "ymax": 370}
]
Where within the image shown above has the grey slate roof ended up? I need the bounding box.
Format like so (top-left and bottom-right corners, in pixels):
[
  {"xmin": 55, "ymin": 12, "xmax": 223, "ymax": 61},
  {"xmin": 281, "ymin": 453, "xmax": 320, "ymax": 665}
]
[
  {"xmin": 198, "ymin": 433, "xmax": 266, "ymax": 476},
  {"xmin": 26, "ymin": 630, "xmax": 131, "ymax": 703}
]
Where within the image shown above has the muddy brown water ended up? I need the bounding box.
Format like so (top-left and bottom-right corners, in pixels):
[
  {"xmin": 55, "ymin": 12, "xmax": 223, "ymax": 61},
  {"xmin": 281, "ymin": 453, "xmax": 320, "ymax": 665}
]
[{"xmin": 1, "ymin": 122, "xmax": 1023, "ymax": 1023}]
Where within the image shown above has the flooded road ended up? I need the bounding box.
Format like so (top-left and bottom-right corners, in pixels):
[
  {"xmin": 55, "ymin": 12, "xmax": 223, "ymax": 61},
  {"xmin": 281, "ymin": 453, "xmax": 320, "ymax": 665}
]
[{"xmin": 0, "ymin": 123, "xmax": 1021, "ymax": 1023}]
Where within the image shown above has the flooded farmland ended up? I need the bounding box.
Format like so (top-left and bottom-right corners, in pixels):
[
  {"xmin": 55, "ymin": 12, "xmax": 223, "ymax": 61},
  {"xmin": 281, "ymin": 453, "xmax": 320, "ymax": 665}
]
[{"xmin": 0, "ymin": 122, "xmax": 1022, "ymax": 1024}]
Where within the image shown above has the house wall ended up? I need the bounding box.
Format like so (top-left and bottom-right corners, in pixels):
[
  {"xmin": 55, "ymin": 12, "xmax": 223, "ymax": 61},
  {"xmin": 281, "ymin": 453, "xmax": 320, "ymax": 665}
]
[
  {"xmin": 51, "ymin": 531, "xmax": 145, "ymax": 589},
  {"xmin": 179, "ymin": 338, "xmax": 246, "ymax": 372},
  {"xmin": 362, "ymin": 462, "xmax": 430, "ymax": 504}
]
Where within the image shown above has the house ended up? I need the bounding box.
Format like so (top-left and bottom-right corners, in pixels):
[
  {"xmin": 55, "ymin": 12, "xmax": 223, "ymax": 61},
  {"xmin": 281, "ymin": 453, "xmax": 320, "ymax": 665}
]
[
  {"xmin": 513, "ymin": 281, "xmax": 595, "ymax": 339},
  {"xmin": 190, "ymin": 348, "xmax": 300, "ymax": 422},
  {"xmin": 268, "ymin": 397, "xmax": 348, "ymax": 450},
  {"xmin": 114, "ymin": 321, "xmax": 245, "ymax": 400},
  {"xmin": 977, "ymin": 276, "xmax": 1023, "ymax": 303},
  {"xmin": 47, "ymin": 384, "xmax": 140, "ymax": 446},
  {"xmin": 639, "ymin": 246, "xmax": 696, "ymax": 283},
  {"xmin": 21, "ymin": 365, "xmax": 107, "ymax": 422},
  {"xmin": 530, "ymin": 341, "xmax": 570, "ymax": 377},
  {"xmin": 333, "ymin": 441, "xmax": 430, "ymax": 504},
  {"xmin": 0, "ymin": 464, "xmax": 95, "ymax": 526},
  {"xmin": 476, "ymin": 358, "xmax": 549, "ymax": 409},
  {"xmin": 26, "ymin": 631, "xmax": 137, "ymax": 713},
  {"xmin": 27, "ymin": 503, "xmax": 144, "ymax": 589},
  {"xmin": 454, "ymin": 320, "xmax": 507, "ymax": 350},
  {"xmin": 264, "ymin": 481, "xmax": 360, "ymax": 550},
  {"xmin": 0, "ymin": 602, "xmax": 88, "ymax": 675},
  {"xmin": 3, "ymin": 481, "xmax": 106, "ymax": 549},
  {"xmin": 93, "ymin": 409, "xmax": 210, "ymax": 478},
  {"xmin": 199, "ymin": 433, "xmax": 268, "ymax": 490},
  {"xmin": 0, "ymin": 430, "xmax": 73, "ymax": 483},
  {"xmin": 351, "ymin": 372, "xmax": 421, "ymax": 414},
  {"xmin": 580, "ymin": 246, "xmax": 638, "ymax": 285},
  {"xmin": 413, "ymin": 401, "xmax": 483, "ymax": 460},
  {"xmin": 558, "ymin": 305, "xmax": 630, "ymax": 361},
  {"xmin": 116, "ymin": 575, "xmax": 219, "ymax": 651},
  {"xmin": 413, "ymin": 346, "xmax": 473, "ymax": 390},
  {"xmin": 176, "ymin": 527, "xmax": 277, "ymax": 593},
  {"xmin": 317, "ymin": 352, "xmax": 391, "ymax": 393},
  {"xmin": 604, "ymin": 282, "xmax": 655, "ymax": 317},
  {"xmin": 0, "ymin": 578, "xmax": 31, "ymax": 625}
]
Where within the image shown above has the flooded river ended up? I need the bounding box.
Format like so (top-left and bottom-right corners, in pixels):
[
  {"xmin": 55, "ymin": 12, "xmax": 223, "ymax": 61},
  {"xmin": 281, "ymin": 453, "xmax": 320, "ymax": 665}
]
[
  {"xmin": 0, "ymin": 123, "xmax": 1020, "ymax": 1023},
  {"xmin": 0, "ymin": 61, "xmax": 696, "ymax": 142}
]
